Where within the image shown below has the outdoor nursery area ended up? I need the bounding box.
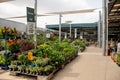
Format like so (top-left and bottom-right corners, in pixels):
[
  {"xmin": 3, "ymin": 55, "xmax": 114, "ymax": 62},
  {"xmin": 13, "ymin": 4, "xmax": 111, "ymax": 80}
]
[
  {"xmin": 0, "ymin": 26, "xmax": 86, "ymax": 80},
  {"xmin": 0, "ymin": 0, "xmax": 120, "ymax": 80}
]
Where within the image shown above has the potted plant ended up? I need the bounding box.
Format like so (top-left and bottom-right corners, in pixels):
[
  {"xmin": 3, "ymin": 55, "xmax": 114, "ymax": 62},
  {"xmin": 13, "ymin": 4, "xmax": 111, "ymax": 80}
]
[
  {"xmin": 43, "ymin": 65, "xmax": 53, "ymax": 75},
  {"xmin": 18, "ymin": 65, "xmax": 26, "ymax": 73},
  {"xmin": 9, "ymin": 64, "xmax": 18, "ymax": 71},
  {"xmin": 0, "ymin": 55, "xmax": 5, "ymax": 66}
]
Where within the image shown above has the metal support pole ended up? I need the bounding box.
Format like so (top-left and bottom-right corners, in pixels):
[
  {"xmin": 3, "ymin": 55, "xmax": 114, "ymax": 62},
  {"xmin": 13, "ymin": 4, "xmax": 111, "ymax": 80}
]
[
  {"xmin": 65, "ymin": 32, "xmax": 67, "ymax": 39},
  {"xmin": 102, "ymin": 0, "xmax": 108, "ymax": 56},
  {"xmin": 106, "ymin": 0, "xmax": 109, "ymax": 55},
  {"xmin": 70, "ymin": 23, "xmax": 71, "ymax": 37},
  {"xmin": 75, "ymin": 28, "xmax": 77, "ymax": 39},
  {"xmin": 98, "ymin": 11, "xmax": 102, "ymax": 48},
  {"xmin": 100, "ymin": 11, "xmax": 102, "ymax": 48},
  {"xmin": 4, "ymin": 32, "xmax": 8, "ymax": 68},
  {"xmin": 59, "ymin": 14, "xmax": 62, "ymax": 42},
  {"xmin": 34, "ymin": 0, "xmax": 37, "ymax": 49}
]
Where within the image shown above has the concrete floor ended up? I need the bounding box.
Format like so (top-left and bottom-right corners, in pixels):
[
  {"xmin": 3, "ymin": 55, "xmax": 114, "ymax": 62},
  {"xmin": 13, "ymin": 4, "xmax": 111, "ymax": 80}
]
[
  {"xmin": 0, "ymin": 46, "xmax": 120, "ymax": 80},
  {"xmin": 52, "ymin": 46, "xmax": 120, "ymax": 80}
]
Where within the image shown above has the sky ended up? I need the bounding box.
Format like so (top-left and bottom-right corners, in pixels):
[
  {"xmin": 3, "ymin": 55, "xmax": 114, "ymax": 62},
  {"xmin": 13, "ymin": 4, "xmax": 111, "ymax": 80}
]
[{"xmin": 0, "ymin": 0, "xmax": 102, "ymax": 28}]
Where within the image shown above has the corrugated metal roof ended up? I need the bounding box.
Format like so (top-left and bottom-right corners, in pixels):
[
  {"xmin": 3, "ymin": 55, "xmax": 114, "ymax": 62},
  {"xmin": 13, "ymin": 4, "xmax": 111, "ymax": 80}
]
[
  {"xmin": 46, "ymin": 22, "xmax": 98, "ymax": 28},
  {"xmin": 108, "ymin": 0, "xmax": 120, "ymax": 27}
]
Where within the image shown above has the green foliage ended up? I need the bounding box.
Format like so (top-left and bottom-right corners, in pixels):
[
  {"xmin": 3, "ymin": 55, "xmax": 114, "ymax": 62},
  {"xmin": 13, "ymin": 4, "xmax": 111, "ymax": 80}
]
[
  {"xmin": 0, "ymin": 55, "xmax": 5, "ymax": 65},
  {"xmin": 44, "ymin": 65, "xmax": 53, "ymax": 72},
  {"xmin": 116, "ymin": 54, "xmax": 120, "ymax": 63},
  {"xmin": 35, "ymin": 58, "xmax": 51, "ymax": 67},
  {"xmin": 8, "ymin": 43, "xmax": 21, "ymax": 53},
  {"xmin": 9, "ymin": 64, "xmax": 17, "ymax": 69},
  {"xmin": 37, "ymin": 35, "xmax": 45, "ymax": 45},
  {"xmin": 71, "ymin": 39, "xmax": 86, "ymax": 48},
  {"xmin": 18, "ymin": 65, "xmax": 26, "ymax": 70},
  {"xmin": 18, "ymin": 54, "xmax": 28, "ymax": 64},
  {"xmin": 9, "ymin": 38, "xmax": 79, "ymax": 75},
  {"xmin": 7, "ymin": 56, "xmax": 14, "ymax": 63},
  {"xmin": 0, "ymin": 40, "xmax": 8, "ymax": 49},
  {"xmin": 62, "ymin": 39, "xmax": 69, "ymax": 42},
  {"xmin": 36, "ymin": 44, "xmax": 52, "ymax": 57},
  {"xmin": 58, "ymin": 42, "xmax": 69, "ymax": 50},
  {"xmin": 49, "ymin": 50, "xmax": 65, "ymax": 64},
  {"xmin": 0, "ymin": 40, "xmax": 4, "ymax": 51},
  {"xmin": 47, "ymin": 36, "xmax": 59, "ymax": 42}
]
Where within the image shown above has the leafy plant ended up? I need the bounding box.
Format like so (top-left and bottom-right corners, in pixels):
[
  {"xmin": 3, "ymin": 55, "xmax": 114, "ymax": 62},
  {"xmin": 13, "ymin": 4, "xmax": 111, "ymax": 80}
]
[
  {"xmin": 18, "ymin": 54, "xmax": 28, "ymax": 64},
  {"xmin": 9, "ymin": 64, "xmax": 18, "ymax": 71},
  {"xmin": 116, "ymin": 54, "xmax": 120, "ymax": 63},
  {"xmin": 8, "ymin": 43, "xmax": 21, "ymax": 53},
  {"xmin": 44, "ymin": 65, "xmax": 53, "ymax": 72},
  {"xmin": 21, "ymin": 40, "xmax": 34, "ymax": 51},
  {"xmin": 0, "ymin": 55, "xmax": 5, "ymax": 65},
  {"xmin": 35, "ymin": 58, "xmax": 51, "ymax": 67},
  {"xmin": 18, "ymin": 65, "xmax": 26, "ymax": 71},
  {"xmin": 36, "ymin": 44, "xmax": 52, "ymax": 58},
  {"xmin": 71, "ymin": 39, "xmax": 86, "ymax": 49}
]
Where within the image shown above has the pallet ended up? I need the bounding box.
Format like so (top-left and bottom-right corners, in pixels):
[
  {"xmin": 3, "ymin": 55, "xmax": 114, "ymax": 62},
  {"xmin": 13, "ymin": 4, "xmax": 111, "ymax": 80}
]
[
  {"xmin": 37, "ymin": 69, "xmax": 59, "ymax": 80},
  {"xmin": 10, "ymin": 68, "xmax": 59, "ymax": 80},
  {"xmin": 10, "ymin": 55, "xmax": 78, "ymax": 80}
]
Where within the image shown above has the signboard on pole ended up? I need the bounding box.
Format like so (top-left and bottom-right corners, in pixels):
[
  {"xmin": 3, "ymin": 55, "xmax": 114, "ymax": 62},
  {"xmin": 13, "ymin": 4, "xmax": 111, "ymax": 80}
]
[
  {"xmin": 27, "ymin": 22, "xmax": 35, "ymax": 34},
  {"xmin": 27, "ymin": 7, "xmax": 35, "ymax": 34},
  {"xmin": 46, "ymin": 30, "xmax": 50, "ymax": 38},
  {"xmin": 27, "ymin": 7, "xmax": 35, "ymax": 22}
]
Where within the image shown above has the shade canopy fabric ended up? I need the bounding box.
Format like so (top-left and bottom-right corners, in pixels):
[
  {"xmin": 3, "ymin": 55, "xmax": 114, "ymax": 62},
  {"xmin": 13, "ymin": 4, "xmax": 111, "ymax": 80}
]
[{"xmin": 4, "ymin": 8, "xmax": 96, "ymax": 19}]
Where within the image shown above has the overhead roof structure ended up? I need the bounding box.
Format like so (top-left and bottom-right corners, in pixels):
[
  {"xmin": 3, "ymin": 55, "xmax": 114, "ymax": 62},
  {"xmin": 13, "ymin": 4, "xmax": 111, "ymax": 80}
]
[
  {"xmin": 108, "ymin": 0, "xmax": 120, "ymax": 40},
  {"xmin": 108, "ymin": 0, "xmax": 120, "ymax": 26},
  {"xmin": 46, "ymin": 22, "xmax": 98, "ymax": 28},
  {"xmin": 46, "ymin": 22, "xmax": 98, "ymax": 41}
]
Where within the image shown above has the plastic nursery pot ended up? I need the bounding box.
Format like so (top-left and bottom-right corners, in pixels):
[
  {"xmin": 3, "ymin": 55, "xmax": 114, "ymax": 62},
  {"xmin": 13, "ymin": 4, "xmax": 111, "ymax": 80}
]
[
  {"xmin": 117, "ymin": 63, "xmax": 120, "ymax": 67},
  {"xmin": 26, "ymin": 69, "xmax": 30, "ymax": 74},
  {"xmin": 45, "ymin": 71, "xmax": 51, "ymax": 76},
  {"xmin": 13, "ymin": 67, "xmax": 18, "ymax": 71},
  {"xmin": 9, "ymin": 67, "xmax": 13, "ymax": 71},
  {"xmin": 34, "ymin": 71, "xmax": 38, "ymax": 75},
  {"xmin": 42, "ymin": 71, "xmax": 49, "ymax": 76}
]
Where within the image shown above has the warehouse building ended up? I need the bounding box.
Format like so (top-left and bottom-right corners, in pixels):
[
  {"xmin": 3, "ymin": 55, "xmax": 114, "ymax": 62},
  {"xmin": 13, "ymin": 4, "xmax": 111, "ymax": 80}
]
[{"xmin": 0, "ymin": 18, "xmax": 26, "ymax": 32}]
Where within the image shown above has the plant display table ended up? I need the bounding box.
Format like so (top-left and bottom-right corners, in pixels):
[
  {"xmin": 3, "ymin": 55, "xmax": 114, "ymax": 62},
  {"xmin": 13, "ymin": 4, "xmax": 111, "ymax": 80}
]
[{"xmin": 9, "ymin": 41, "xmax": 79, "ymax": 80}]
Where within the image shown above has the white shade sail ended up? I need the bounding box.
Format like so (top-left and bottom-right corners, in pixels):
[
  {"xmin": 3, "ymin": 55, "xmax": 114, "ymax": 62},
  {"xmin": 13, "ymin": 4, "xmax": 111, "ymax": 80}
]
[
  {"xmin": 46, "ymin": 9, "xmax": 95, "ymax": 14},
  {"xmin": 4, "ymin": 9, "xmax": 96, "ymax": 19},
  {"xmin": 5, "ymin": 14, "xmax": 51, "ymax": 19}
]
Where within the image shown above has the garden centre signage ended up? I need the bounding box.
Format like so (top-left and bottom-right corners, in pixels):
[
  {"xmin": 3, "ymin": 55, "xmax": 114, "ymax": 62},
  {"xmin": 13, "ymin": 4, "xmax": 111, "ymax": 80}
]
[
  {"xmin": 46, "ymin": 30, "xmax": 50, "ymax": 38},
  {"xmin": 27, "ymin": 22, "xmax": 35, "ymax": 34},
  {"xmin": 27, "ymin": 7, "xmax": 35, "ymax": 34},
  {"xmin": 27, "ymin": 7, "xmax": 35, "ymax": 22}
]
